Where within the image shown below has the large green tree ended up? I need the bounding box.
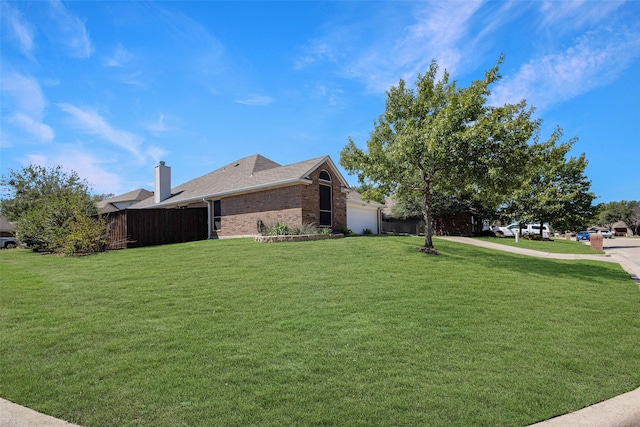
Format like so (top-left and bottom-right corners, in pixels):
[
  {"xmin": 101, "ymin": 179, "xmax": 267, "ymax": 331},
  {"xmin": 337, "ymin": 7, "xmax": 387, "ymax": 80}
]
[
  {"xmin": 501, "ymin": 129, "xmax": 595, "ymax": 235},
  {"xmin": 340, "ymin": 57, "xmax": 537, "ymax": 251},
  {"xmin": 597, "ymin": 200, "xmax": 638, "ymax": 232},
  {"xmin": 0, "ymin": 165, "xmax": 106, "ymax": 254}
]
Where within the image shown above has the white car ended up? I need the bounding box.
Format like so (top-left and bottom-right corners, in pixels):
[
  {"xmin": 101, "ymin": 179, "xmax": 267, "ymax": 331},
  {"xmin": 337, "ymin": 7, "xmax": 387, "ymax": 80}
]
[
  {"xmin": 599, "ymin": 230, "xmax": 614, "ymax": 238},
  {"xmin": 496, "ymin": 223, "xmax": 550, "ymax": 239}
]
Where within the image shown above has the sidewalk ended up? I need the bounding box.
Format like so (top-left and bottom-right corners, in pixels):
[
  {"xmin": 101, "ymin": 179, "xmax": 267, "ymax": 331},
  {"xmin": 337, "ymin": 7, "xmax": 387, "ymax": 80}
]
[
  {"xmin": 437, "ymin": 235, "xmax": 640, "ymax": 282},
  {"xmin": 0, "ymin": 398, "xmax": 81, "ymax": 427}
]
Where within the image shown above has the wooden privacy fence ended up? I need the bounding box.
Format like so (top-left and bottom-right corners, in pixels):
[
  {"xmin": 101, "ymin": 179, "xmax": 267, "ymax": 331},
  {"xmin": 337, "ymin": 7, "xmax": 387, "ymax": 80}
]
[
  {"xmin": 381, "ymin": 213, "xmax": 475, "ymax": 236},
  {"xmin": 103, "ymin": 208, "xmax": 208, "ymax": 249}
]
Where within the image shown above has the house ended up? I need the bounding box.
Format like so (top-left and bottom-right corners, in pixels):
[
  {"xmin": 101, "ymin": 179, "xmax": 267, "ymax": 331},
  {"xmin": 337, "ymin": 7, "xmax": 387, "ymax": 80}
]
[
  {"xmin": 96, "ymin": 188, "xmax": 153, "ymax": 214},
  {"xmin": 126, "ymin": 154, "xmax": 350, "ymax": 239},
  {"xmin": 0, "ymin": 216, "xmax": 16, "ymax": 238},
  {"xmin": 612, "ymin": 221, "xmax": 634, "ymax": 237}
]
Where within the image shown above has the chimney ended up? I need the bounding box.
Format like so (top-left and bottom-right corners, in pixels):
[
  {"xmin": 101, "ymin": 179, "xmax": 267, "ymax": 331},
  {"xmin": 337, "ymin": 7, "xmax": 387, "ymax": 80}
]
[{"xmin": 154, "ymin": 161, "xmax": 171, "ymax": 203}]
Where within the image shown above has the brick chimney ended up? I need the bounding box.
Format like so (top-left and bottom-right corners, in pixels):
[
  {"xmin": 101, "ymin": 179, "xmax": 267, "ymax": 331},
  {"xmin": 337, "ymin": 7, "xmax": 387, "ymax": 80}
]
[{"xmin": 154, "ymin": 161, "xmax": 171, "ymax": 203}]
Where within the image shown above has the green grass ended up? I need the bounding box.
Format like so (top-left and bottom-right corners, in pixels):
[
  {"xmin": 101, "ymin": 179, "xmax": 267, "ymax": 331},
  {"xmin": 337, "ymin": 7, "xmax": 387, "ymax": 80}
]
[
  {"xmin": 474, "ymin": 236, "xmax": 605, "ymax": 254},
  {"xmin": 1, "ymin": 236, "xmax": 639, "ymax": 427}
]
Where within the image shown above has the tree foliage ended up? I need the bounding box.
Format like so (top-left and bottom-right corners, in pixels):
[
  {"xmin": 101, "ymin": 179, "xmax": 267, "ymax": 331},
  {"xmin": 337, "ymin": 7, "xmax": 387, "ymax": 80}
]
[
  {"xmin": 0, "ymin": 165, "xmax": 107, "ymax": 254},
  {"xmin": 501, "ymin": 129, "xmax": 595, "ymax": 234},
  {"xmin": 597, "ymin": 200, "xmax": 639, "ymax": 234},
  {"xmin": 340, "ymin": 57, "xmax": 537, "ymax": 250}
]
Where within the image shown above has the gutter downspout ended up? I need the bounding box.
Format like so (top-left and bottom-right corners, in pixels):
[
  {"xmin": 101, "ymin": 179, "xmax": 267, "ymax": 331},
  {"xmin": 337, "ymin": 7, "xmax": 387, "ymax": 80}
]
[{"xmin": 204, "ymin": 199, "xmax": 211, "ymax": 239}]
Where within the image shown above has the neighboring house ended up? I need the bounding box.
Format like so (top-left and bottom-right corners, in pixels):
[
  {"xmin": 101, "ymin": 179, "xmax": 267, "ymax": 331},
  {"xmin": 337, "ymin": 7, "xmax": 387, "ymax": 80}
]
[
  {"xmin": 612, "ymin": 221, "xmax": 634, "ymax": 237},
  {"xmin": 0, "ymin": 216, "xmax": 16, "ymax": 237},
  {"xmin": 346, "ymin": 191, "xmax": 385, "ymax": 235},
  {"xmin": 96, "ymin": 188, "xmax": 153, "ymax": 214},
  {"xmin": 128, "ymin": 154, "xmax": 349, "ymax": 238}
]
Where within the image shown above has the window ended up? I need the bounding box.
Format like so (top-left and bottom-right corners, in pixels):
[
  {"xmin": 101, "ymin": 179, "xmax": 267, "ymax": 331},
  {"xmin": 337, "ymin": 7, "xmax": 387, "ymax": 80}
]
[
  {"xmin": 319, "ymin": 183, "xmax": 332, "ymax": 227},
  {"xmin": 213, "ymin": 200, "xmax": 221, "ymax": 230},
  {"xmin": 319, "ymin": 170, "xmax": 331, "ymax": 182}
]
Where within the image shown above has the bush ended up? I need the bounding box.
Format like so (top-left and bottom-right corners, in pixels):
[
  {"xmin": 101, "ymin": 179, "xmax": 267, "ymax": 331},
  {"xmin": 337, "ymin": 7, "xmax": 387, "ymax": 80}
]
[
  {"xmin": 338, "ymin": 225, "xmax": 353, "ymax": 236},
  {"xmin": 362, "ymin": 228, "xmax": 373, "ymax": 235},
  {"xmin": 57, "ymin": 214, "xmax": 108, "ymax": 255}
]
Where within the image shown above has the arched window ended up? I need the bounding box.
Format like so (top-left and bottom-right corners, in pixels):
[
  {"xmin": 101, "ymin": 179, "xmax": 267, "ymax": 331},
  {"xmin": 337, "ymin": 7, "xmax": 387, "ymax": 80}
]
[{"xmin": 319, "ymin": 171, "xmax": 332, "ymax": 227}]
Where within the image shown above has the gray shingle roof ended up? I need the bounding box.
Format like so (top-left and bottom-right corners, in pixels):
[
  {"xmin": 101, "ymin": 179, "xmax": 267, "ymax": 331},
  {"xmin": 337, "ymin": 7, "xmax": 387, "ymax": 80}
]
[{"xmin": 131, "ymin": 154, "xmax": 347, "ymax": 208}]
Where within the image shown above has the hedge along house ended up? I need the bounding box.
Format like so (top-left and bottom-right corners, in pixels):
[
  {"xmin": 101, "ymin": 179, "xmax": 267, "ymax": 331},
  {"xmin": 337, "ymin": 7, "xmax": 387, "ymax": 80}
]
[{"xmin": 130, "ymin": 154, "xmax": 349, "ymax": 238}]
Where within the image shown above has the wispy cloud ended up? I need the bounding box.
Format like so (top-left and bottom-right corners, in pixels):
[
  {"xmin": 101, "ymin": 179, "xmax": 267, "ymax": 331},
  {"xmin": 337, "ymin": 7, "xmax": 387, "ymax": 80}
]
[
  {"xmin": 1, "ymin": 72, "xmax": 54, "ymax": 142},
  {"xmin": 145, "ymin": 113, "xmax": 173, "ymax": 136},
  {"xmin": 296, "ymin": 1, "xmax": 488, "ymax": 92},
  {"xmin": 9, "ymin": 113, "xmax": 55, "ymax": 142},
  {"xmin": 58, "ymin": 103, "xmax": 145, "ymax": 161},
  {"xmin": 490, "ymin": 26, "xmax": 640, "ymax": 109},
  {"xmin": 235, "ymin": 95, "xmax": 275, "ymax": 106},
  {"xmin": 48, "ymin": 0, "xmax": 94, "ymax": 58},
  {"xmin": 0, "ymin": 2, "xmax": 35, "ymax": 60},
  {"xmin": 0, "ymin": 72, "xmax": 47, "ymax": 116},
  {"xmin": 103, "ymin": 44, "xmax": 133, "ymax": 67},
  {"xmin": 25, "ymin": 148, "xmax": 124, "ymax": 195},
  {"xmin": 539, "ymin": 0, "xmax": 624, "ymax": 28}
]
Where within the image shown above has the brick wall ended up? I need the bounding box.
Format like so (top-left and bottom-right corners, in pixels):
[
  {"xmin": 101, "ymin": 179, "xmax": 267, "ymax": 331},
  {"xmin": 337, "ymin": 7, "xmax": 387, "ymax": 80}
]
[
  {"xmin": 301, "ymin": 162, "xmax": 347, "ymax": 231},
  {"xmin": 211, "ymin": 160, "xmax": 347, "ymax": 237},
  {"xmin": 214, "ymin": 185, "xmax": 304, "ymax": 237}
]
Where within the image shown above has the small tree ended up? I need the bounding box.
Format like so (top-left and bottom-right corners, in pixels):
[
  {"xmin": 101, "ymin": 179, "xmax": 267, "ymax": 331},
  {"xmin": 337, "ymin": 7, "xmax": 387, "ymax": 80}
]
[
  {"xmin": 0, "ymin": 165, "xmax": 107, "ymax": 254},
  {"xmin": 340, "ymin": 57, "xmax": 537, "ymax": 252}
]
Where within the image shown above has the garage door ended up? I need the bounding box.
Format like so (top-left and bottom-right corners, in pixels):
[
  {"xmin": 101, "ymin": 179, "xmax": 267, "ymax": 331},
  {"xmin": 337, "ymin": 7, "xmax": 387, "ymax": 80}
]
[{"xmin": 347, "ymin": 205, "xmax": 378, "ymax": 235}]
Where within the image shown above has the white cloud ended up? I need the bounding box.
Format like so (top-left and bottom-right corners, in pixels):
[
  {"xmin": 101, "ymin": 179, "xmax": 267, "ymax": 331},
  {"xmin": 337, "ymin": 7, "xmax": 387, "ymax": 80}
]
[
  {"xmin": 0, "ymin": 72, "xmax": 47, "ymax": 116},
  {"xmin": 235, "ymin": 95, "xmax": 275, "ymax": 106},
  {"xmin": 490, "ymin": 26, "xmax": 640, "ymax": 109},
  {"xmin": 48, "ymin": 0, "xmax": 94, "ymax": 58},
  {"xmin": 145, "ymin": 146, "xmax": 168, "ymax": 165},
  {"xmin": 103, "ymin": 44, "xmax": 133, "ymax": 67},
  {"xmin": 58, "ymin": 103, "xmax": 145, "ymax": 161},
  {"xmin": 25, "ymin": 149, "xmax": 124, "ymax": 195},
  {"xmin": 0, "ymin": 2, "xmax": 35, "ymax": 59},
  {"xmin": 145, "ymin": 113, "xmax": 170, "ymax": 135},
  {"xmin": 296, "ymin": 1, "xmax": 488, "ymax": 92},
  {"xmin": 540, "ymin": 0, "xmax": 624, "ymax": 28},
  {"xmin": 9, "ymin": 113, "xmax": 55, "ymax": 142}
]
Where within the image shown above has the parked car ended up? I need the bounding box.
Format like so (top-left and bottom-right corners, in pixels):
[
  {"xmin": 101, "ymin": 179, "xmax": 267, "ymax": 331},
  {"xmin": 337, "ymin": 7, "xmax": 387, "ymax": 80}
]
[
  {"xmin": 576, "ymin": 231, "xmax": 590, "ymax": 241},
  {"xmin": 599, "ymin": 229, "xmax": 614, "ymax": 238},
  {"xmin": 496, "ymin": 223, "xmax": 551, "ymax": 239},
  {"xmin": 1, "ymin": 236, "xmax": 18, "ymax": 249}
]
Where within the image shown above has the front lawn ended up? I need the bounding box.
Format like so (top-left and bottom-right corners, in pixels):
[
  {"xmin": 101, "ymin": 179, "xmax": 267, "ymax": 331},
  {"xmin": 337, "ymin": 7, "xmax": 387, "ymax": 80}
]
[
  {"xmin": 474, "ymin": 235, "xmax": 604, "ymax": 254},
  {"xmin": 1, "ymin": 236, "xmax": 639, "ymax": 426}
]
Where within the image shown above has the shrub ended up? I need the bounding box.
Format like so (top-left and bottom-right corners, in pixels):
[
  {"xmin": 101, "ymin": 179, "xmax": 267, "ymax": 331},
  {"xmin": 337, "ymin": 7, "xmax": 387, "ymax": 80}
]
[
  {"xmin": 264, "ymin": 222, "xmax": 293, "ymax": 236},
  {"xmin": 362, "ymin": 228, "xmax": 373, "ymax": 235},
  {"xmin": 299, "ymin": 222, "xmax": 320, "ymax": 235},
  {"xmin": 57, "ymin": 214, "xmax": 108, "ymax": 255},
  {"xmin": 338, "ymin": 225, "xmax": 353, "ymax": 236}
]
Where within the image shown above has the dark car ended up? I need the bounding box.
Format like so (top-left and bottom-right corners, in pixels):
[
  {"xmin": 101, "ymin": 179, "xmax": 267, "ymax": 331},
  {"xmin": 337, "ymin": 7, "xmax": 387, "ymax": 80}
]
[
  {"xmin": 576, "ymin": 231, "xmax": 590, "ymax": 241},
  {"xmin": 1, "ymin": 237, "xmax": 18, "ymax": 249}
]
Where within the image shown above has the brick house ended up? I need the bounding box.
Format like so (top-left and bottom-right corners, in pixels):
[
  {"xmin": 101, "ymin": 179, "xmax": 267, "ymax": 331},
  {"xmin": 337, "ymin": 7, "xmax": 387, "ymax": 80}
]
[{"xmin": 128, "ymin": 154, "xmax": 349, "ymax": 238}]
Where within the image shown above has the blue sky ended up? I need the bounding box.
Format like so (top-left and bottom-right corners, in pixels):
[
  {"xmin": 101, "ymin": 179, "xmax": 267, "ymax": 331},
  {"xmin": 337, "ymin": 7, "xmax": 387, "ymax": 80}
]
[{"xmin": 1, "ymin": 1, "xmax": 639, "ymax": 203}]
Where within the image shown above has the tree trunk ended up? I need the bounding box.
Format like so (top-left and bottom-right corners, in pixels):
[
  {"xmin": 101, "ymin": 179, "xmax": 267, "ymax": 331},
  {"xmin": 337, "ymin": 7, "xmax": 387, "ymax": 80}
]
[{"xmin": 423, "ymin": 186, "xmax": 434, "ymax": 248}]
